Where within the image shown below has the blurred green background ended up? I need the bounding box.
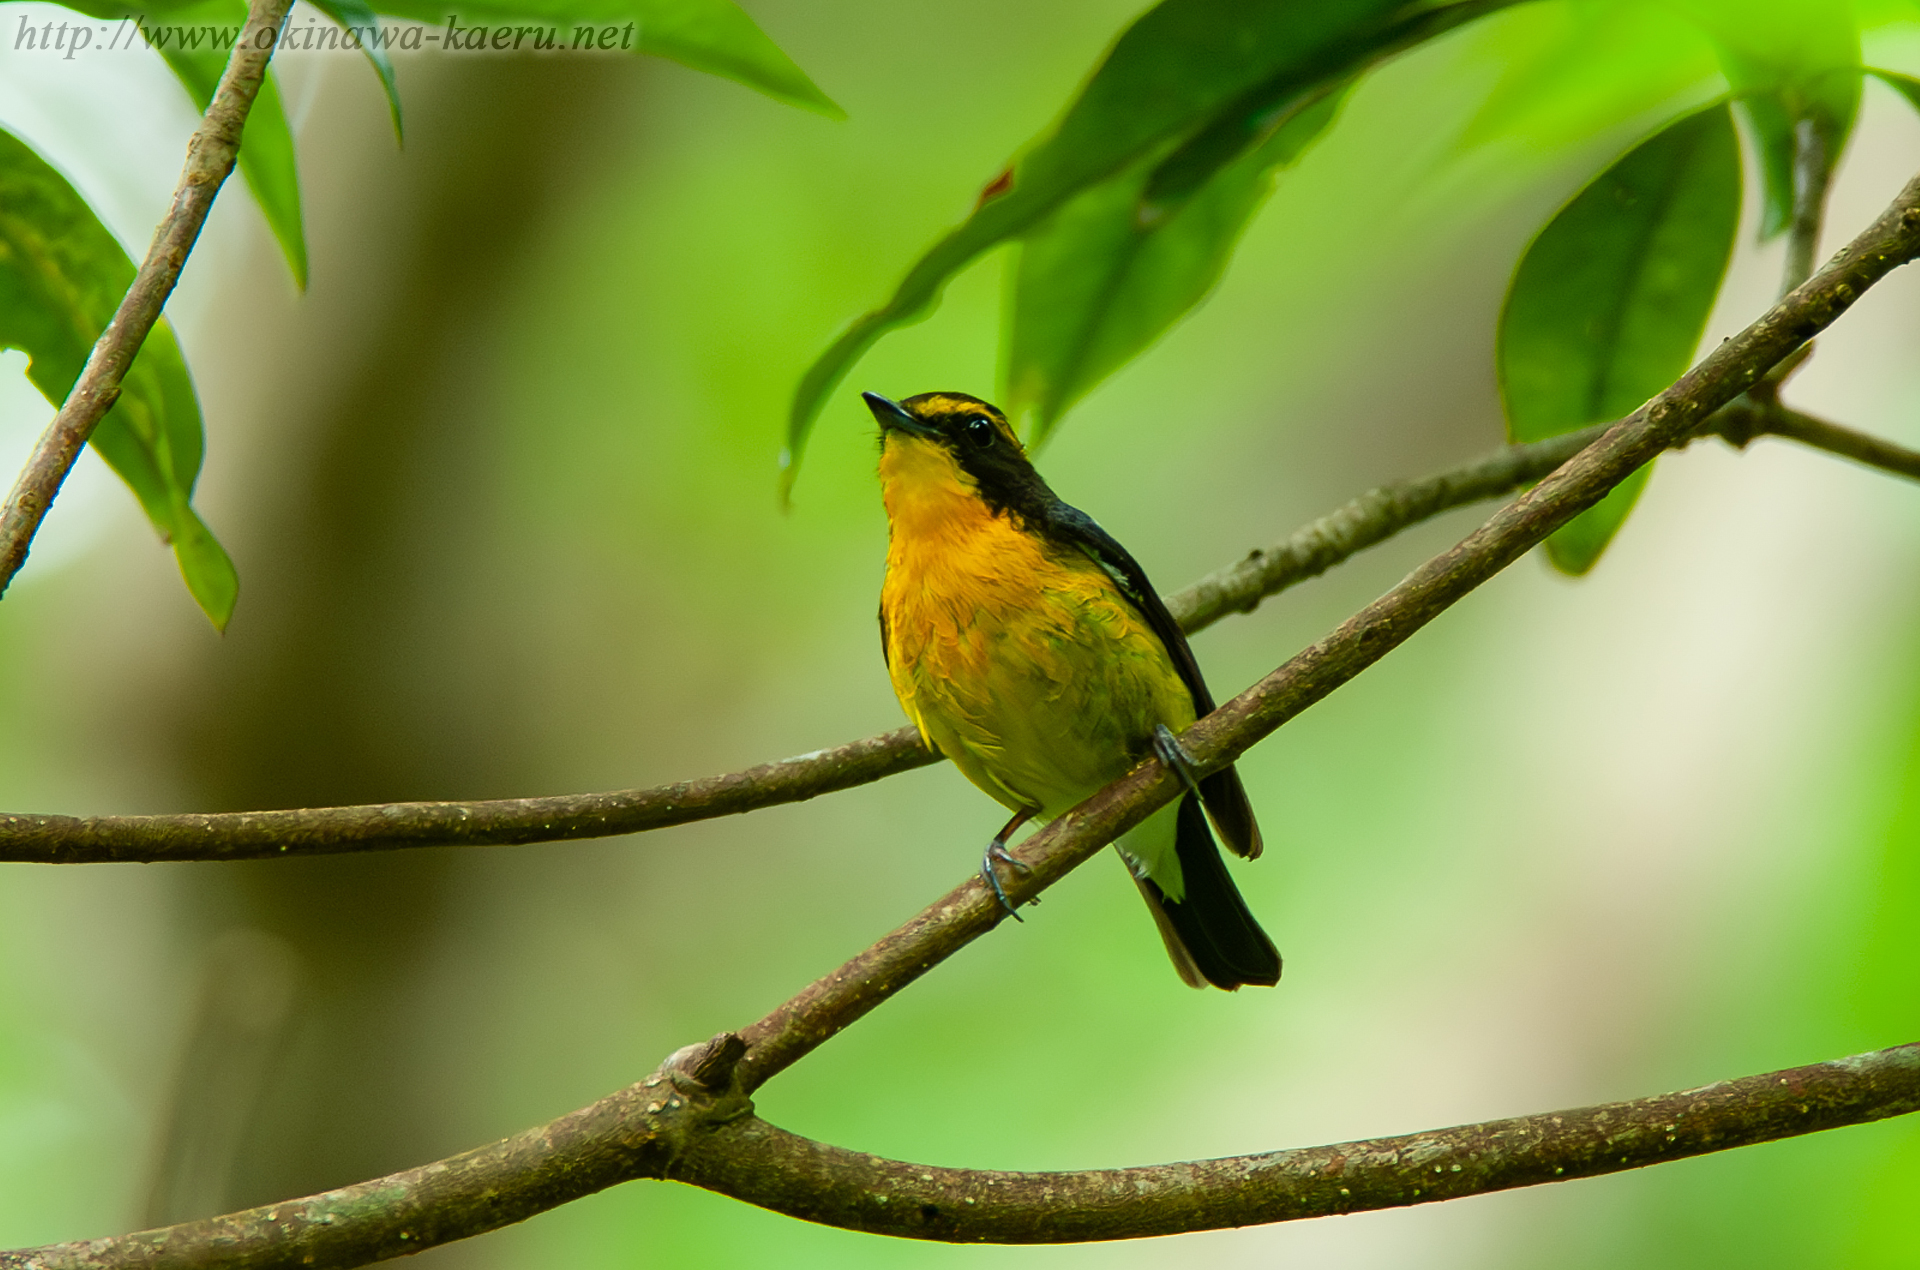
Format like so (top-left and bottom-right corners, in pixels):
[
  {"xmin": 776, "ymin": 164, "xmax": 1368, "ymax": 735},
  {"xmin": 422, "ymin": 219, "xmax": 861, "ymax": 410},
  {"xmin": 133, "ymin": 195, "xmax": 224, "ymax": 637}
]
[{"xmin": 2, "ymin": 0, "xmax": 1919, "ymax": 1265}]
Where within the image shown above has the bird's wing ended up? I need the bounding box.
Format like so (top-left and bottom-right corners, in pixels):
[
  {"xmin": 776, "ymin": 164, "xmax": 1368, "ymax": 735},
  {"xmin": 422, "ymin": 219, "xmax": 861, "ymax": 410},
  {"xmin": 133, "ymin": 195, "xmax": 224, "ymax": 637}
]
[{"xmin": 1047, "ymin": 503, "xmax": 1262, "ymax": 859}]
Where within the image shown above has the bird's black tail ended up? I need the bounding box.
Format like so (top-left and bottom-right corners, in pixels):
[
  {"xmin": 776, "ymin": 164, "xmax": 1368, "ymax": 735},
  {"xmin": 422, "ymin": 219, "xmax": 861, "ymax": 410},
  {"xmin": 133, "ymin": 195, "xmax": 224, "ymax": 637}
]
[{"xmin": 1134, "ymin": 794, "xmax": 1281, "ymax": 990}]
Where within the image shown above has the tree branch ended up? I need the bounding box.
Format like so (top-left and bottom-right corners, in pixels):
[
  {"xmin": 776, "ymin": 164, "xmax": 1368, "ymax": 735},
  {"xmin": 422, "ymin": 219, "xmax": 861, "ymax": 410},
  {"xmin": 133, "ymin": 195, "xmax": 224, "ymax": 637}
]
[
  {"xmin": 8, "ymin": 150, "xmax": 1920, "ymax": 1270},
  {"xmin": 728, "ymin": 171, "xmax": 1920, "ymax": 1097},
  {"xmin": 3, "ymin": 399, "xmax": 1911, "ymax": 865},
  {"xmin": 1729, "ymin": 401, "xmax": 1920, "ymax": 482},
  {"xmin": 0, "ymin": 726, "xmax": 939, "ymax": 863},
  {"xmin": 0, "ymin": 0, "xmax": 294, "ymax": 597},
  {"xmin": 676, "ymin": 1043, "xmax": 1920, "ymax": 1242},
  {"xmin": 8, "ymin": 1035, "xmax": 1914, "ymax": 1267},
  {"xmin": 1781, "ymin": 113, "xmax": 1838, "ymax": 300}
]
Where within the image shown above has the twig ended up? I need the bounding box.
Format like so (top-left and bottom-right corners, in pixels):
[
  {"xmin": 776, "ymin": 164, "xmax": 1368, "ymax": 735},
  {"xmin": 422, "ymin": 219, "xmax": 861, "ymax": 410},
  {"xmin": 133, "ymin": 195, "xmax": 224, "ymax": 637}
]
[
  {"xmin": 1735, "ymin": 402, "xmax": 1920, "ymax": 482},
  {"xmin": 1168, "ymin": 423, "xmax": 1603, "ymax": 632},
  {"xmin": 1781, "ymin": 114, "xmax": 1837, "ymax": 300},
  {"xmin": 3, "ymin": 400, "xmax": 1911, "ymax": 865},
  {"xmin": 8, "ymin": 149, "xmax": 1920, "ymax": 1270},
  {"xmin": 0, "ymin": 0, "xmax": 294, "ymax": 597}
]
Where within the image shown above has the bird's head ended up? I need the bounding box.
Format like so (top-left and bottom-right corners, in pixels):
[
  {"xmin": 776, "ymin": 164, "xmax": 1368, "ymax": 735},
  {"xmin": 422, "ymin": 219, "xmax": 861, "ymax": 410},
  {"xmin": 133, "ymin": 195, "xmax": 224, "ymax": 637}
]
[{"xmin": 865, "ymin": 391, "xmax": 1050, "ymax": 525}]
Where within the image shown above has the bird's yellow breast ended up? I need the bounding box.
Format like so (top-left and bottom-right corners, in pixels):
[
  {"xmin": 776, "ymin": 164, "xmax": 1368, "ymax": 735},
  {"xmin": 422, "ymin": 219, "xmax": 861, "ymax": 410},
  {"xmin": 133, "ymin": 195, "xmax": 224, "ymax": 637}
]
[{"xmin": 878, "ymin": 435, "xmax": 1194, "ymax": 819}]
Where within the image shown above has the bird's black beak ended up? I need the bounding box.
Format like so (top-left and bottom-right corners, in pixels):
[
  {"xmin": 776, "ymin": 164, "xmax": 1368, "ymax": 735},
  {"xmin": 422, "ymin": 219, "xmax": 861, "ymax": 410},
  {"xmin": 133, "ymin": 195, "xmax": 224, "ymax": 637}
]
[{"xmin": 863, "ymin": 391, "xmax": 937, "ymax": 439}]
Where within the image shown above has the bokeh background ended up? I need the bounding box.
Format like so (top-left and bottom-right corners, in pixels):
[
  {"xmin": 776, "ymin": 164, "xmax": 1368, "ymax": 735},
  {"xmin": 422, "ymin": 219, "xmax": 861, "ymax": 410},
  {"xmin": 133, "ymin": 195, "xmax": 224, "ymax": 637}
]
[{"xmin": 2, "ymin": 1, "xmax": 1919, "ymax": 1265}]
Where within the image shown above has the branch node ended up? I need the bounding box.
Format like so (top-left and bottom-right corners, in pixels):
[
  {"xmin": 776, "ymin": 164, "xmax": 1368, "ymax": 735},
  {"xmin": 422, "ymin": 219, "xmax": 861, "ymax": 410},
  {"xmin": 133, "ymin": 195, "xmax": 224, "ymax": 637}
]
[
  {"xmin": 1709, "ymin": 401, "xmax": 1763, "ymax": 450},
  {"xmin": 671, "ymin": 1032, "xmax": 750, "ymax": 1098}
]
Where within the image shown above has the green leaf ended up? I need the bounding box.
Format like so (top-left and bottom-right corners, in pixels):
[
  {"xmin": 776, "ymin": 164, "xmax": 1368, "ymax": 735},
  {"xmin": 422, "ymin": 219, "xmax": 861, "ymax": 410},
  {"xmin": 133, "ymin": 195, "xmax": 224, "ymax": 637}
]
[
  {"xmin": 55, "ymin": 0, "xmax": 310, "ymax": 286},
  {"xmin": 1007, "ymin": 86, "xmax": 1348, "ymax": 445},
  {"xmin": 309, "ymin": 0, "xmax": 405, "ymax": 139},
  {"xmin": 0, "ymin": 126, "xmax": 237, "ymax": 629},
  {"xmin": 1663, "ymin": 0, "xmax": 1860, "ymax": 238},
  {"xmin": 1497, "ymin": 103, "xmax": 1741, "ymax": 575},
  {"xmin": 784, "ymin": 0, "xmax": 1517, "ymax": 491},
  {"xmin": 366, "ymin": 0, "xmax": 841, "ymax": 119},
  {"xmin": 1866, "ymin": 67, "xmax": 1920, "ymax": 117},
  {"xmin": 134, "ymin": 0, "xmax": 311, "ymax": 287},
  {"xmin": 1452, "ymin": 1, "xmax": 1724, "ymax": 157}
]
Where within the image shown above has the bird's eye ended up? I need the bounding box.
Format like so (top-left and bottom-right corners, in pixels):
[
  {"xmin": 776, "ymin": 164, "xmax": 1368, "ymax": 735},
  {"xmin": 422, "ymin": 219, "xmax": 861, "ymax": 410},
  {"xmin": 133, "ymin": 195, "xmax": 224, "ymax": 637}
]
[{"xmin": 963, "ymin": 418, "xmax": 996, "ymax": 450}]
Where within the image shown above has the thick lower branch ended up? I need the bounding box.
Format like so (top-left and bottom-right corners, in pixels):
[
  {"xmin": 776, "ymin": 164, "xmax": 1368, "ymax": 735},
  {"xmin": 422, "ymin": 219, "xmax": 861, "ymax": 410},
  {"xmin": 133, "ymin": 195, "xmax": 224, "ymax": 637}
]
[
  {"xmin": 0, "ymin": 1034, "xmax": 752, "ymax": 1270},
  {"xmin": 8, "ymin": 1037, "xmax": 1913, "ymax": 1267},
  {"xmin": 0, "ymin": 0, "xmax": 292, "ymax": 596},
  {"xmin": 2, "ymin": 399, "xmax": 1907, "ymax": 866},
  {"xmin": 680, "ymin": 1043, "xmax": 1920, "ymax": 1243}
]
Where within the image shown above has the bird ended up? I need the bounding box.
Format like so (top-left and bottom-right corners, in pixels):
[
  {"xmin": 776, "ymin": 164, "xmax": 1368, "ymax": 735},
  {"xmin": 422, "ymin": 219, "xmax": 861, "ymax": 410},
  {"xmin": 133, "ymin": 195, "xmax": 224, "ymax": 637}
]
[{"xmin": 867, "ymin": 389, "xmax": 1281, "ymax": 990}]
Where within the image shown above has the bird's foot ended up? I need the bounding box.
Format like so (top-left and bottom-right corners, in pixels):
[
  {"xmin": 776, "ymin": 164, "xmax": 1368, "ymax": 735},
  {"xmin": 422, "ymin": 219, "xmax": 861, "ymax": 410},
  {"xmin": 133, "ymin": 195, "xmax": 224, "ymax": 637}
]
[
  {"xmin": 1153, "ymin": 724, "xmax": 1205, "ymax": 800},
  {"xmin": 981, "ymin": 839, "xmax": 1031, "ymax": 921}
]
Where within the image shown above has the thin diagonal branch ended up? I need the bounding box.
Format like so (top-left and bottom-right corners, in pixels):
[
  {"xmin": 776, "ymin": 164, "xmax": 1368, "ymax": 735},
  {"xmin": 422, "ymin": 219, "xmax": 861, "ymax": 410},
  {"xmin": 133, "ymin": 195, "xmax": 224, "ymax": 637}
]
[
  {"xmin": 5, "ymin": 397, "xmax": 1913, "ymax": 866},
  {"xmin": 0, "ymin": 0, "xmax": 293, "ymax": 597},
  {"xmin": 732, "ymin": 170, "xmax": 1920, "ymax": 1096},
  {"xmin": 8, "ymin": 153, "xmax": 1920, "ymax": 1270}
]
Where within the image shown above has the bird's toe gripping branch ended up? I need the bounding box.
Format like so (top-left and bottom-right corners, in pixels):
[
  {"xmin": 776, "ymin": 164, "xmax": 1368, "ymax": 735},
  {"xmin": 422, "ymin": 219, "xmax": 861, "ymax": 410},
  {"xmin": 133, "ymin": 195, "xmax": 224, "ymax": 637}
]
[
  {"xmin": 1151, "ymin": 724, "xmax": 1205, "ymax": 802},
  {"xmin": 980, "ymin": 809, "xmax": 1037, "ymax": 921}
]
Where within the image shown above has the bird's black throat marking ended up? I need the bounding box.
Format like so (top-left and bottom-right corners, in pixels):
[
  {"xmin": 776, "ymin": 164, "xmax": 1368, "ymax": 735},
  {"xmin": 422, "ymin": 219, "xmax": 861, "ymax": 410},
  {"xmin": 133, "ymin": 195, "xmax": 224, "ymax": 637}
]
[{"xmin": 893, "ymin": 391, "xmax": 1065, "ymax": 536}]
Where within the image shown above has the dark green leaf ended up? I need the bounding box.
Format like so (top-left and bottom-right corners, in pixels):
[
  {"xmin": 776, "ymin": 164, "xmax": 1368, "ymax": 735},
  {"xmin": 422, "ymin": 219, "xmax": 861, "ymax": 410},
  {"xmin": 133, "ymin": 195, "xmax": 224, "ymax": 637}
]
[
  {"xmin": 366, "ymin": 0, "xmax": 841, "ymax": 119},
  {"xmin": 0, "ymin": 126, "xmax": 237, "ymax": 628},
  {"xmin": 1666, "ymin": 0, "xmax": 1860, "ymax": 238},
  {"xmin": 785, "ymin": 0, "xmax": 1519, "ymax": 490},
  {"xmin": 309, "ymin": 0, "xmax": 405, "ymax": 139},
  {"xmin": 1007, "ymin": 86, "xmax": 1347, "ymax": 444},
  {"xmin": 1497, "ymin": 104, "xmax": 1741, "ymax": 574}
]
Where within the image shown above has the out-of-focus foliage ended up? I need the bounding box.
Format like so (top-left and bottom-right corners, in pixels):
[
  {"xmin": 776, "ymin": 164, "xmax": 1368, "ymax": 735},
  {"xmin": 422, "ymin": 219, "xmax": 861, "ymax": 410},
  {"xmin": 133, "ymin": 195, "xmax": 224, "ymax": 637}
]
[
  {"xmin": 1868, "ymin": 66, "xmax": 1920, "ymax": 119},
  {"xmin": 58, "ymin": 0, "xmax": 342, "ymax": 285},
  {"xmin": 0, "ymin": 0, "xmax": 833, "ymax": 624},
  {"xmin": 306, "ymin": 0, "xmax": 402, "ymax": 135},
  {"xmin": 1667, "ymin": 0, "xmax": 1862, "ymax": 237},
  {"xmin": 783, "ymin": 0, "xmax": 1510, "ymax": 484},
  {"xmin": 365, "ymin": 0, "xmax": 841, "ymax": 118},
  {"xmin": 1497, "ymin": 104, "xmax": 1740, "ymax": 573},
  {"xmin": 0, "ymin": 127, "xmax": 235, "ymax": 627},
  {"xmin": 1006, "ymin": 85, "xmax": 1347, "ymax": 445},
  {"xmin": 125, "ymin": 0, "xmax": 310, "ymax": 285},
  {"xmin": 796, "ymin": 0, "xmax": 1915, "ymax": 568}
]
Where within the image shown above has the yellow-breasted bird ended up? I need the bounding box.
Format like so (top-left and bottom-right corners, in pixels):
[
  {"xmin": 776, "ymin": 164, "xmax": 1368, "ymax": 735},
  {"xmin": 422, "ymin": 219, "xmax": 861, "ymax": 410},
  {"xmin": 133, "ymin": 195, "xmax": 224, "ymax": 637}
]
[{"xmin": 867, "ymin": 390, "xmax": 1281, "ymax": 990}]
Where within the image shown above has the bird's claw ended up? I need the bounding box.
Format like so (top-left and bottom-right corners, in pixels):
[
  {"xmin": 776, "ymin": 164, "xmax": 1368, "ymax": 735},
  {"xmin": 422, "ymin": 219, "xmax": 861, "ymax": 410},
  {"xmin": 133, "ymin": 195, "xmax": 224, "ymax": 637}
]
[
  {"xmin": 981, "ymin": 840, "xmax": 1031, "ymax": 920},
  {"xmin": 1153, "ymin": 724, "xmax": 1205, "ymax": 800}
]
